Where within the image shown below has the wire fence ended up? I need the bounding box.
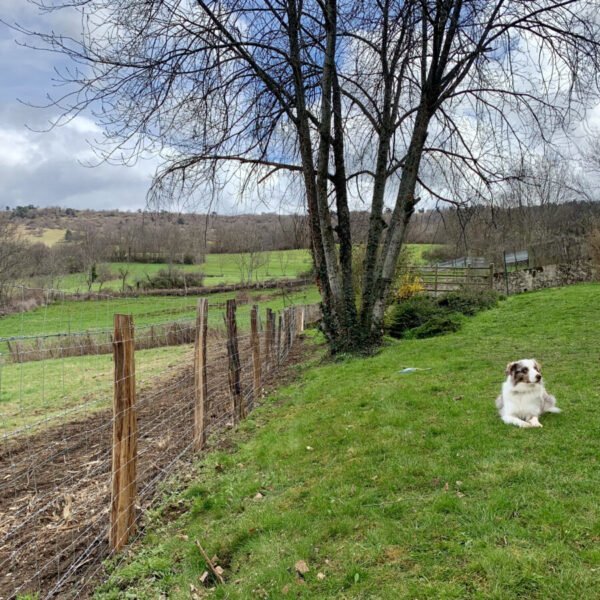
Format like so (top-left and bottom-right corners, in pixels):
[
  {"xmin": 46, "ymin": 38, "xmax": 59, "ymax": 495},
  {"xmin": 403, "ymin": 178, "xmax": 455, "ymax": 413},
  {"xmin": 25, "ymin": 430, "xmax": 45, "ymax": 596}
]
[{"xmin": 0, "ymin": 291, "xmax": 321, "ymax": 599}]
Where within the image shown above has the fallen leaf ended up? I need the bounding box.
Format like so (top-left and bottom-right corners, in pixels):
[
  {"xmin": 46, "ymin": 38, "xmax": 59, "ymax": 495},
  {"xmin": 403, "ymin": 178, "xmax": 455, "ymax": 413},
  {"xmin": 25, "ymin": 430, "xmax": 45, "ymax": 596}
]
[
  {"xmin": 215, "ymin": 566, "xmax": 225, "ymax": 576},
  {"xmin": 295, "ymin": 560, "xmax": 310, "ymax": 576},
  {"xmin": 199, "ymin": 571, "xmax": 209, "ymax": 584},
  {"xmin": 453, "ymin": 395, "xmax": 464, "ymax": 401},
  {"xmin": 254, "ymin": 492, "xmax": 264, "ymax": 500},
  {"xmin": 317, "ymin": 572, "xmax": 326, "ymax": 581},
  {"xmin": 456, "ymin": 491, "xmax": 465, "ymax": 498},
  {"xmin": 443, "ymin": 482, "xmax": 449, "ymax": 492},
  {"xmin": 282, "ymin": 585, "xmax": 290, "ymax": 594},
  {"xmin": 211, "ymin": 555, "xmax": 219, "ymax": 564},
  {"xmin": 306, "ymin": 446, "xmax": 314, "ymax": 451}
]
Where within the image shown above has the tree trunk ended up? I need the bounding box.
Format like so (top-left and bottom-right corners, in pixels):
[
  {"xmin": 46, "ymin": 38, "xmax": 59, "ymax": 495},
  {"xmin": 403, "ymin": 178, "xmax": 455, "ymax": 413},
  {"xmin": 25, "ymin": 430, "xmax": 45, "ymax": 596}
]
[{"xmin": 369, "ymin": 108, "xmax": 431, "ymax": 331}]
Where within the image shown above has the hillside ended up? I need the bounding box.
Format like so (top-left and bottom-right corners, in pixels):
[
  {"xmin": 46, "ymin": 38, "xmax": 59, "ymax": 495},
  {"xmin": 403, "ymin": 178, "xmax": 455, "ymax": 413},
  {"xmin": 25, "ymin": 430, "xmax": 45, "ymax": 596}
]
[{"xmin": 97, "ymin": 284, "xmax": 600, "ymax": 599}]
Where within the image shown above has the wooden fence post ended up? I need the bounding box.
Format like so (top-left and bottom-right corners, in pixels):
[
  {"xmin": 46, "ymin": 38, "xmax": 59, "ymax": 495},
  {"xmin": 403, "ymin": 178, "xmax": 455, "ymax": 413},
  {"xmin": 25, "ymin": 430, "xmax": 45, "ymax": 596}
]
[
  {"xmin": 286, "ymin": 308, "xmax": 293, "ymax": 353},
  {"xmin": 250, "ymin": 305, "xmax": 262, "ymax": 407},
  {"xmin": 110, "ymin": 314, "xmax": 137, "ymax": 552},
  {"xmin": 434, "ymin": 265, "xmax": 439, "ymax": 296},
  {"xmin": 194, "ymin": 298, "xmax": 208, "ymax": 450},
  {"xmin": 264, "ymin": 308, "xmax": 273, "ymax": 370},
  {"xmin": 276, "ymin": 312, "xmax": 283, "ymax": 365},
  {"xmin": 489, "ymin": 264, "xmax": 494, "ymax": 290},
  {"xmin": 226, "ymin": 299, "xmax": 245, "ymax": 423},
  {"xmin": 297, "ymin": 306, "xmax": 305, "ymax": 334}
]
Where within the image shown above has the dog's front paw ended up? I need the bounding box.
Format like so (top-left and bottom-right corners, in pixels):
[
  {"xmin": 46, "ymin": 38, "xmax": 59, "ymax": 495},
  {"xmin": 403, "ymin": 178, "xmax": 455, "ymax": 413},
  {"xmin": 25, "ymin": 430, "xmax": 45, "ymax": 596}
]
[{"xmin": 528, "ymin": 417, "xmax": 543, "ymax": 428}]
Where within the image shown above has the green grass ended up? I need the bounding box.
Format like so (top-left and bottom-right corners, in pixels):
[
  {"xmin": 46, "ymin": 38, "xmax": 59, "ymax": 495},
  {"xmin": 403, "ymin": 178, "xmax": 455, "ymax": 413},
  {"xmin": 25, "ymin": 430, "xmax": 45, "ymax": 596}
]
[
  {"xmin": 0, "ymin": 287, "xmax": 321, "ymax": 342},
  {"xmin": 48, "ymin": 249, "xmax": 314, "ymax": 293},
  {"xmin": 96, "ymin": 283, "xmax": 600, "ymax": 599},
  {"xmin": 31, "ymin": 245, "xmax": 435, "ymax": 292},
  {"xmin": 0, "ymin": 287, "xmax": 320, "ymax": 434},
  {"xmin": 0, "ymin": 345, "xmax": 193, "ymax": 434}
]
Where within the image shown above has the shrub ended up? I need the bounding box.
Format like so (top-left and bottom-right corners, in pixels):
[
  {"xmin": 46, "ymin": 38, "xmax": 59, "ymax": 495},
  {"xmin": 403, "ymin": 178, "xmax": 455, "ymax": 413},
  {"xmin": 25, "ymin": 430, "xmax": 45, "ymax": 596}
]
[
  {"xmin": 139, "ymin": 268, "xmax": 205, "ymax": 289},
  {"xmin": 405, "ymin": 313, "xmax": 463, "ymax": 339},
  {"xmin": 395, "ymin": 273, "xmax": 425, "ymax": 300},
  {"xmin": 387, "ymin": 288, "xmax": 500, "ymax": 340},
  {"xmin": 387, "ymin": 295, "xmax": 441, "ymax": 338},
  {"xmin": 436, "ymin": 288, "xmax": 499, "ymax": 316}
]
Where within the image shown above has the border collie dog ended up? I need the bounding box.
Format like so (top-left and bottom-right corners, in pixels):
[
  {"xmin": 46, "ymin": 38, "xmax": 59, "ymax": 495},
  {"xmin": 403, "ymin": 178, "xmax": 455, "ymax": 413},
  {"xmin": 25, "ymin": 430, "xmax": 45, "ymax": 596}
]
[{"xmin": 496, "ymin": 359, "xmax": 561, "ymax": 428}]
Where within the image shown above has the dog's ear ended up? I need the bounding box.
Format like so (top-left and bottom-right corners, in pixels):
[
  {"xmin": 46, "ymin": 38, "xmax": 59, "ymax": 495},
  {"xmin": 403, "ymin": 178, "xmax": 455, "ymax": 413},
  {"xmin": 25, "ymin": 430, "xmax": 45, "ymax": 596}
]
[{"xmin": 505, "ymin": 362, "xmax": 516, "ymax": 376}]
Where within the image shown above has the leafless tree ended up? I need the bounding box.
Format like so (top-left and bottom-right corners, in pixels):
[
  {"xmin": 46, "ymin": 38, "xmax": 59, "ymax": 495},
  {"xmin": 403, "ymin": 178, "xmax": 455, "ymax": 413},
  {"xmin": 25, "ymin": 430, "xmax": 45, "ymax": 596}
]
[
  {"xmin": 96, "ymin": 263, "xmax": 114, "ymax": 292},
  {"xmin": 21, "ymin": 0, "xmax": 600, "ymax": 352},
  {"xmin": 0, "ymin": 216, "xmax": 27, "ymax": 303}
]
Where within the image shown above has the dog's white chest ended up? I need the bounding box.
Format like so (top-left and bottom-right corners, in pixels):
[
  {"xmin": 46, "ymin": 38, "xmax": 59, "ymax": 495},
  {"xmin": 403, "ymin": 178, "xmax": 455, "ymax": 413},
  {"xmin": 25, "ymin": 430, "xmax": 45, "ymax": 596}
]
[{"xmin": 503, "ymin": 383, "xmax": 543, "ymax": 418}]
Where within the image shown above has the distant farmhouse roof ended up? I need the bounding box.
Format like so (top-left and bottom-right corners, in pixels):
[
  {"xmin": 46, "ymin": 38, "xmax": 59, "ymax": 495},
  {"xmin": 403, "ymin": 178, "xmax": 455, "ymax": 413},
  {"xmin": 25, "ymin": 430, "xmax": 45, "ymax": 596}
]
[{"xmin": 503, "ymin": 250, "xmax": 529, "ymax": 265}]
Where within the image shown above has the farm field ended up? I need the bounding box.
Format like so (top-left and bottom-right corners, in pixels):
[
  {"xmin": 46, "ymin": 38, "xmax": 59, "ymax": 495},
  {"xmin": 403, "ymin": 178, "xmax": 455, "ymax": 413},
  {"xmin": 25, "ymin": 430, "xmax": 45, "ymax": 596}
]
[
  {"xmin": 0, "ymin": 286, "xmax": 320, "ymax": 434},
  {"xmin": 0, "ymin": 344, "xmax": 192, "ymax": 434},
  {"xmin": 31, "ymin": 249, "xmax": 313, "ymax": 293},
  {"xmin": 0, "ymin": 286, "xmax": 320, "ymax": 341},
  {"xmin": 25, "ymin": 244, "xmax": 437, "ymax": 293},
  {"xmin": 98, "ymin": 284, "xmax": 600, "ymax": 599}
]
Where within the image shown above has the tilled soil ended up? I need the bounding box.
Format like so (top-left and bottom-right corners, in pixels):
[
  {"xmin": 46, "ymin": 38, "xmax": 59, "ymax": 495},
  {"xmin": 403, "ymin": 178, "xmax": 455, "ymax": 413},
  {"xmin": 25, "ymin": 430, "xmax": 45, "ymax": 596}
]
[{"xmin": 0, "ymin": 336, "xmax": 308, "ymax": 600}]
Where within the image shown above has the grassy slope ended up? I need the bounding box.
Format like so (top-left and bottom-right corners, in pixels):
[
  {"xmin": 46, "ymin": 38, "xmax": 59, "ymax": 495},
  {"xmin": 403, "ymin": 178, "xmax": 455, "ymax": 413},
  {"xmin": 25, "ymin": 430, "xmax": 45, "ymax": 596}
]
[
  {"xmin": 97, "ymin": 284, "xmax": 600, "ymax": 599},
  {"xmin": 17, "ymin": 226, "xmax": 67, "ymax": 247}
]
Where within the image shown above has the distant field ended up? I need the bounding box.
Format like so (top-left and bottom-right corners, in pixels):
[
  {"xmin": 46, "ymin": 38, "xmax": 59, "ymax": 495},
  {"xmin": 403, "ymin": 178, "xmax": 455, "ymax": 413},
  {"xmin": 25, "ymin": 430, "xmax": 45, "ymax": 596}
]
[
  {"xmin": 30, "ymin": 244, "xmax": 437, "ymax": 293},
  {"xmin": 17, "ymin": 226, "xmax": 67, "ymax": 247},
  {"xmin": 42, "ymin": 249, "xmax": 313, "ymax": 293}
]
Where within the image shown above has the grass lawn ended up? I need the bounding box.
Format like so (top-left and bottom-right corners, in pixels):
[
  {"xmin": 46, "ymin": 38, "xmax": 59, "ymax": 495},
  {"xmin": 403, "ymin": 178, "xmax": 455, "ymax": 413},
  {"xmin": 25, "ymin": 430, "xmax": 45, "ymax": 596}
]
[{"xmin": 96, "ymin": 283, "xmax": 600, "ymax": 599}]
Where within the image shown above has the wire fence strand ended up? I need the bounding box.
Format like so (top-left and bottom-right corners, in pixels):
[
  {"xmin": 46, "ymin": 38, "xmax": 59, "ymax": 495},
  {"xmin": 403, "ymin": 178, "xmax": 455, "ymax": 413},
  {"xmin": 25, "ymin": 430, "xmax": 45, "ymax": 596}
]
[{"xmin": 0, "ymin": 294, "xmax": 320, "ymax": 599}]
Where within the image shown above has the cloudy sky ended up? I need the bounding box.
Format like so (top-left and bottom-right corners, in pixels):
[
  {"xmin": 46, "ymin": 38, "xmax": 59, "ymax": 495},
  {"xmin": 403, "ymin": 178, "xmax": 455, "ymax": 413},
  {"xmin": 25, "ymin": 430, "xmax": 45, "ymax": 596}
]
[
  {"xmin": 0, "ymin": 2, "xmax": 167, "ymax": 212},
  {"xmin": 2, "ymin": 2, "xmax": 600, "ymax": 215}
]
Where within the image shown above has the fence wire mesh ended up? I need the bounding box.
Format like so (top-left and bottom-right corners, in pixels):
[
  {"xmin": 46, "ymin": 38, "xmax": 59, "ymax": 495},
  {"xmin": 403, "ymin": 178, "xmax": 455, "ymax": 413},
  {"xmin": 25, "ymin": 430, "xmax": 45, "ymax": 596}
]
[{"xmin": 0, "ymin": 287, "xmax": 320, "ymax": 599}]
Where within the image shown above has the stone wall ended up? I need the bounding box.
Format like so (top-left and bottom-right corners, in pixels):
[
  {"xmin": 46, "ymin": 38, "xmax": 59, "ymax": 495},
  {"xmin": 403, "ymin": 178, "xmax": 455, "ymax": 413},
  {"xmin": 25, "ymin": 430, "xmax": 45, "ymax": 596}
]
[{"xmin": 493, "ymin": 260, "xmax": 598, "ymax": 295}]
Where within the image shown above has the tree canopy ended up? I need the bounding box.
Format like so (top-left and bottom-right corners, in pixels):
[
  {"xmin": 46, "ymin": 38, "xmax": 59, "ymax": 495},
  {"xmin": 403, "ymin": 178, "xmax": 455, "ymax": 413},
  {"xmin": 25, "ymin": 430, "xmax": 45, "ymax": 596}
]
[{"xmin": 22, "ymin": 0, "xmax": 600, "ymax": 351}]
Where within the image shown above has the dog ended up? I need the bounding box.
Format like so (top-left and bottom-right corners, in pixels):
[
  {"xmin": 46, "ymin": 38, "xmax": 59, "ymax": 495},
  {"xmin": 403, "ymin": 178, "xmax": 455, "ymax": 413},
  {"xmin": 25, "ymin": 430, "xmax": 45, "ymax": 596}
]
[{"xmin": 496, "ymin": 359, "xmax": 561, "ymax": 428}]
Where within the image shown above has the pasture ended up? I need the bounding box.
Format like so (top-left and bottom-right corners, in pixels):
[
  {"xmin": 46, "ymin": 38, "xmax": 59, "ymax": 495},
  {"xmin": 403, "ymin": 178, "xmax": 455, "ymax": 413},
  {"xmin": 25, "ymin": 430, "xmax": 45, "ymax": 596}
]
[
  {"xmin": 97, "ymin": 284, "xmax": 600, "ymax": 599},
  {"xmin": 24, "ymin": 244, "xmax": 436, "ymax": 293},
  {"xmin": 0, "ymin": 286, "xmax": 320, "ymax": 434}
]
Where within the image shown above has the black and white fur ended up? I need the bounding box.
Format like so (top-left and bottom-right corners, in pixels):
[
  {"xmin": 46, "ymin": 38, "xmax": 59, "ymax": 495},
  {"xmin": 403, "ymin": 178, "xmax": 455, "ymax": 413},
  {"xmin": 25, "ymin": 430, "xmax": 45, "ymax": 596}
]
[{"xmin": 496, "ymin": 359, "xmax": 561, "ymax": 428}]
